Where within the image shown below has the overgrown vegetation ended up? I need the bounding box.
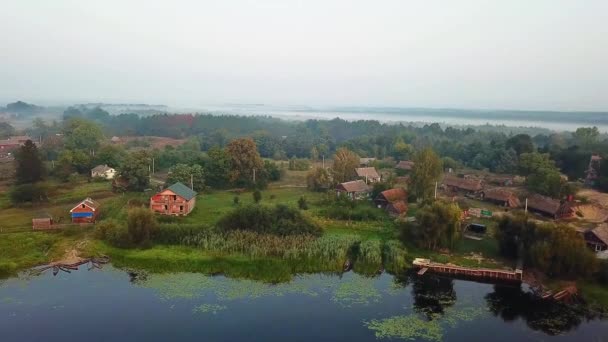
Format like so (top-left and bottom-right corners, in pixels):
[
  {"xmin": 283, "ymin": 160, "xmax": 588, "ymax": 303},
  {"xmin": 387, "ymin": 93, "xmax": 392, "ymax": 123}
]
[{"xmin": 216, "ymin": 204, "xmax": 322, "ymax": 236}]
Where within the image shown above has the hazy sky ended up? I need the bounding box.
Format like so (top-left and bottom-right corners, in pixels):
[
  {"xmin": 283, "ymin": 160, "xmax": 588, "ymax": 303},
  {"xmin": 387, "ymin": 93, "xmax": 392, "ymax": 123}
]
[{"xmin": 1, "ymin": 0, "xmax": 607, "ymax": 110}]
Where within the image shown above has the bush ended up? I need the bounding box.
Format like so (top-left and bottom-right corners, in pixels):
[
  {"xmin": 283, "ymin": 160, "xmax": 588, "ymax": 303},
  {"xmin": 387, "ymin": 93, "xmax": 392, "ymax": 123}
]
[
  {"xmin": 288, "ymin": 157, "xmax": 310, "ymax": 171},
  {"xmin": 9, "ymin": 182, "xmax": 50, "ymax": 204},
  {"xmin": 127, "ymin": 207, "xmax": 158, "ymax": 246},
  {"xmin": 298, "ymin": 196, "xmax": 308, "ymax": 210},
  {"xmin": 233, "ymin": 196, "xmax": 240, "ymax": 206},
  {"xmin": 217, "ymin": 204, "xmax": 322, "ymax": 236},
  {"xmin": 253, "ymin": 190, "xmax": 262, "ymax": 203},
  {"xmin": 95, "ymin": 220, "xmax": 131, "ymax": 247}
]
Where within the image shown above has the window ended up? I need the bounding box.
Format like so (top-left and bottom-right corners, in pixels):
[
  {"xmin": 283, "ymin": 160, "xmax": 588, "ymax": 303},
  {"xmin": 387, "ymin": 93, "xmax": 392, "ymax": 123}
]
[
  {"xmin": 82, "ymin": 204, "xmax": 85, "ymax": 208},
  {"xmin": 180, "ymin": 205, "xmax": 184, "ymax": 212}
]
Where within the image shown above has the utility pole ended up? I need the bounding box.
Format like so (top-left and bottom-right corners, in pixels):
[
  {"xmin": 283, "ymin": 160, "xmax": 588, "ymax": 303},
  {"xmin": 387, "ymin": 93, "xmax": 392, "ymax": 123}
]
[
  {"xmin": 152, "ymin": 157, "xmax": 155, "ymax": 174},
  {"xmin": 253, "ymin": 168, "xmax": 256, "ymax": 183},
  {"xmin": 525, "ymin": 198, "xmax": 528, "ymax": 214},
  {"xmin": 434, "ymin": 181, "xmax": 438, "ymax": 199},
  {"xmin": 190, "ymin": 174, "xmax": 194, "ymax": 190},
  {"xmin": 322, "ymin": 155, "xmax": 325, "ymax": 169}
]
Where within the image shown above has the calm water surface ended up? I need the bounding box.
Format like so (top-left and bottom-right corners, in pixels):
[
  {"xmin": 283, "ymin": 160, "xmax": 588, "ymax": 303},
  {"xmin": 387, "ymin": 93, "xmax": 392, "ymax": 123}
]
[{"xmin": 1, "ymin": 265, "xmax": 606, "ymax": 341}]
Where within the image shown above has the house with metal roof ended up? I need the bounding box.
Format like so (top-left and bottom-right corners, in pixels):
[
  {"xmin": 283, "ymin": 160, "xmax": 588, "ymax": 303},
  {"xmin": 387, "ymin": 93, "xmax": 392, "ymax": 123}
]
[{"xmin": 150, "ymin": 182, "xmax": 197, "ymax": 216}]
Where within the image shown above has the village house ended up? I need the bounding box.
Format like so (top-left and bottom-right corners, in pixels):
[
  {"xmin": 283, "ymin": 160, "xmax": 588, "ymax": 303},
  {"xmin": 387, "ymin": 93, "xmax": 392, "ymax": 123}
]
[
  {"xmin": 150, "ymin": 182, "xmax": 197, "ymax": 216},
  {"xmin": 582, "ymin": 224, "xmax": 608, "ymax": 255},
  {"xmin": 359, "ymin": 157, "xmax": 376, "ymax": 166},
  {"xmin": 70, "ymin": 198, "xmax": 100, "ymax": 224},
  {"xmin": 355, "ymin": 167, "xmax": 381, "ymax": 183},
  {"xmin": 91, "ymin": 164, "xmax": 117, "ymax": 179},
  {"xmin": 336, "ymin": 180, "xmax": 371, "ymax": 200},
  {"xmin": 481, "ymin": 188, "xmax": 521, "ymax": 208},
  {"xmin": 0, "ymin": 135, "xmax": 32, "ymax": 154},
  {"xmin": 526, "ymin": 194, "xmax": 573, "ymax": 219},
  {"xmin": 375, "ymin": 188, "xmax": 408, "ymax": 217},
  {"xmin": 395, "ymin": 160, "xmax": 415, "ymax": 171},
  {"xmin": 443, "ymin": 176, "xmax": 483, "ymax": 194}
]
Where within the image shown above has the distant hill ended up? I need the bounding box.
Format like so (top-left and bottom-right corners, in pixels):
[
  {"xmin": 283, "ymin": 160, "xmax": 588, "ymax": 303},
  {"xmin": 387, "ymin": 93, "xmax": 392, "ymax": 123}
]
[{"xmin": 3, "ymin": 101, "xmax": 43, "ymax": 116}]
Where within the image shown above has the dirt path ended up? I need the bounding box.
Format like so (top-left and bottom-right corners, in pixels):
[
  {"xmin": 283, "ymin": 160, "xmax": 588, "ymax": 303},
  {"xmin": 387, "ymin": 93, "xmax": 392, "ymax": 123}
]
[{"xmin": 50, "ymin": 240, "xmax": 90, "ymax": 265}]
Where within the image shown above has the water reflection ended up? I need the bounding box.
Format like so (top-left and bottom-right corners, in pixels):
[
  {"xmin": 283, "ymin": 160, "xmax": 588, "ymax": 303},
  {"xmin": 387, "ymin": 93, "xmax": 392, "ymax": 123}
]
[{"xmin": 485, "ymin": 284, "xmax": 599, "ymax": 335}]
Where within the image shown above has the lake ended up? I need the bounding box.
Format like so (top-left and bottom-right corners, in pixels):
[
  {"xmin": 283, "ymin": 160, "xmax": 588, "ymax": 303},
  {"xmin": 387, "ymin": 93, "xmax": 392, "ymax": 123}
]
[{"xmin": 1, "ymin": 265, "xmax": 606, "ymax": 341}]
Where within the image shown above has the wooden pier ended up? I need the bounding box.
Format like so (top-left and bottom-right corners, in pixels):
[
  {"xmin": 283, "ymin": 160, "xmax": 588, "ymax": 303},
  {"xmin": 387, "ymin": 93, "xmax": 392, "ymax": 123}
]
[{"xmin": 413, "ymin": 258, "xmax": 523, "ymax": 282}]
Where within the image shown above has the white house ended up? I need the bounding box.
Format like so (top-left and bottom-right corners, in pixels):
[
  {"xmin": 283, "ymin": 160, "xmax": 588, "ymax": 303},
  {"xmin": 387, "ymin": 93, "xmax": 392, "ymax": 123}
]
[{"xmin": 91, "ymin": 164, "xmax": 117, "ymax": 179}]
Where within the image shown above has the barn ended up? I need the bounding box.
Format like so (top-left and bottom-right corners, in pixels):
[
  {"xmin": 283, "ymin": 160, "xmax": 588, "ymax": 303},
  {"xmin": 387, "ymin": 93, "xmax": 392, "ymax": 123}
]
[{"xmin": 69, "ymin": 198, "xmax": 100, "ymax": 224}]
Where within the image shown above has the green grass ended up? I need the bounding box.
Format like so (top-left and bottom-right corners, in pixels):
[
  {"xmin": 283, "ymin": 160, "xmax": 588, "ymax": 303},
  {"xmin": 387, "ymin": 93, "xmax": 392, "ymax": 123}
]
[
  {"xmin": 579, "ymin": 281, "xmax": 608, "ymax": 309},
  {"xmin": 0, "ymin": 230, "xmax": 91, "ymax": 277}
]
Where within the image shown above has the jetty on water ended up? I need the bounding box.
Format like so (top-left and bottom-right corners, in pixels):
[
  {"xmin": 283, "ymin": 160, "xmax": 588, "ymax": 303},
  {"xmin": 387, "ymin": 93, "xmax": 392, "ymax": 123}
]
[{"xmin": 413, "ymin": 258, "xmax": 523, "ymax": 282}]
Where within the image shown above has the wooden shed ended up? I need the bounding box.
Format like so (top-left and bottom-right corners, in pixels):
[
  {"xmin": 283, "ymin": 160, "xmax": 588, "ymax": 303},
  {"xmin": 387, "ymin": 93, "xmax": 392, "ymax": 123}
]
[
  {"xmin": 70, "ymin": 198, "xmax": 100, "ymax": 224},
  {"xmin": 32, "ymin": 215, "xmax": 53, "ymax": 230}
]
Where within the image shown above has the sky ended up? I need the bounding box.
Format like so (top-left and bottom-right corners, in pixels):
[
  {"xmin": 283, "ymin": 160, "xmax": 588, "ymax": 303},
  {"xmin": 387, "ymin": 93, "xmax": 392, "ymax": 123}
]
[{"xmin": 0, "ymin": 0, "xmax": 607, "ymax": 111}]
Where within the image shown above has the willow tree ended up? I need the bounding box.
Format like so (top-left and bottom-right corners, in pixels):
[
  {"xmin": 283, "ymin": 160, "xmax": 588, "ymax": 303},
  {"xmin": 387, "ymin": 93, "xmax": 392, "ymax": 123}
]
[
  {"xmin": 332, "ymin": 147, "xmax": 359, "ymax": 183},
  {"xmin": 410, "ymin": 148, "xmax": 442, "ymax": 200}
]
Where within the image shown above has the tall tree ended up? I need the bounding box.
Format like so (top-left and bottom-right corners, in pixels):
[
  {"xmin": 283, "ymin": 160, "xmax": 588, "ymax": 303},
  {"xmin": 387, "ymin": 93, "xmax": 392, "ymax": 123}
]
[
  {"xmin": 63, "ymin": 118, "xmax": 104, "ymax": 151},
  {"xmin": 118, "ymin": 151, "xmax": 152, "ymax": 191},
  {"xmin": 573, "ymin": 127, "xmax": 599, "ymax": 147},
  {"xmin": 402, "ymin": 201, "xmax": 462, "ymax": 250},
  {"xmin": 226, "ymin": 138, "xmax": 264, "ymax": 187},
  {"xmin": 410, "ymin": 148, "xmax": 443, "ymax": 200},
  {"xmin": 506, "ymin": 134, "xmax": 534, "ymax": 155},
  {"xmin": 306, "ymin": 167, "xmax": 332, "ymax": 191},
  {"xmin": 332, "ymin": 147, "xmax": 359, "ymax": 183},
  {"xmin": 15, "ymin": 140, "xmax": 45, "ymax": 184},
  {"xmin": 165, "ymin": 164, "xmax": 205, "ymax": 191},
  {"xmin": 204, "ymin": 147, "xmax": 231, "ymax": 188}
]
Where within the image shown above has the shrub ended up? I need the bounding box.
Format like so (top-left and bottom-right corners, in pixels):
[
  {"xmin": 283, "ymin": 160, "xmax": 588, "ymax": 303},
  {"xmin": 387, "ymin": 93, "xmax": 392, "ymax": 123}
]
[
  {"xmin": 298, "ymin": 196, "xmax": 308, "ymax": 210},
  {"xmin": 95, "ymin": 220, "xmax": 131, "ymax": 247},
  {"xmin": 233, "ymin": 196, "xmax": 240, "ymax": 206},
  {"xmin": 253, "ymin": 190, "xmax": 262, "ymax": 203},
  {"xmin": 216, "ymin": 204, "xmax": 322, "ymax": 236},
  {"xmin": 127, "ymin": 207, "xmax": 158, "ymax": 245},
  {"xmin": 9, "ymin": 183, "xmax": 50, "ymax": 204}
]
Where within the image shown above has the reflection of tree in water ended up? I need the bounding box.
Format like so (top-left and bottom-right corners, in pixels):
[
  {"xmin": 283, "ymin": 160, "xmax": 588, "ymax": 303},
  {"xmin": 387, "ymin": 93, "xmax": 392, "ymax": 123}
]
[
  {"xmin": 411, "ymin": 274, "xmax": 456, "ymax": 319},
  {"xmin": 485, "ymin": 285, "xmax": 597, "ymax": 335}
]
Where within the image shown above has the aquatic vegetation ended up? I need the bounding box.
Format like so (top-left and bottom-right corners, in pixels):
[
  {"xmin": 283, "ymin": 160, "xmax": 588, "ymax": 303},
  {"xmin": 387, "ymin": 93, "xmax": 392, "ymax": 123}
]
[
  {"xmin": 193, "ymin": 303, "xmax": 227, "ymax": 315},
  {"xmin": 365, "ymin": 315, "xmax": 443, "ymax": 341},
  {"xmin": 365, "ymin": 307, "xmax": 486, "ymax": 341},
  {"xmin": 332, "ymin": 276, "xmax": 382, "ymax": 306}
]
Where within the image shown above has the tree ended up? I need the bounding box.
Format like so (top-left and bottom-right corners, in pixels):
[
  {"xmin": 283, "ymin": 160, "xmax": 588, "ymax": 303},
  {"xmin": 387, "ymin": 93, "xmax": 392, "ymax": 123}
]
[
  {"xmin": 401, "ymin": 201, "xmax": 462, "ymax": 250},
  {"xmin": 63, "ymin": 118, "xmax": 104, "ymax": 151},
  {"xmin": 518, "ymin": 152, "xmax": 555, "ymax": 176},
  {"xmin": 226, "ymin": 138, "xmax": 264, "ymax": 187},
  {"xmin": 0, "ymin": 122, "xmax": 15, "ymax": 138},
  {"xmin": 573, "ymin": 127, "xmax": 599, "ymax": 147},
  {"xmin": 332, "ymin": 147, "xmax": 359, "ymax": 183},
  {"xmin": 307, "ymin": 167, "xmax": 332, "ymax": 191},
  {"xmin": 118, "ymin": 151, "xmax": 152, "ymax": 191},
  {"xmin": 165, "ymin": 164, "xmax": 205, "ymax": 191},
  {"xmin": 14, "ymin": 140, "xmax": 45, "ymax": 184},
  {"xmin": 392, "ymin": 137, "xmax": 413, "ymax": 160},
  {"xmin": 127, "ymin": 207, "xmax": 158, "ymax": 245},
  {"xmin": 205, "ymin": 147, "xmax": 231, "ymax": 188},
  {"xmin": 493, "ymin": 148, "xmax": 518, "ymax": 174},
  {"xmin": 54, "ymin": 149, "xmax": 91, "ymax": 180},
  {"xmin": 506, "ymin": 134, "xmax": 534, "ymax": 155},
  {"xmin": 496, "ymin": 215, "xmax": 597, "ymax": 277},
  {"xmin": 410, "ymin": 148, "xmax": 443, "ymax": 200},
  {"xmin": 94, "ymin": 145, "xmax": 127, "ymax": 167},
  {"xmin": 310, "ymin": 146, "xmax": 319, "ymax": 162}
]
